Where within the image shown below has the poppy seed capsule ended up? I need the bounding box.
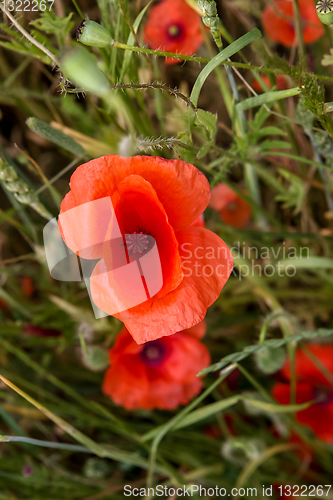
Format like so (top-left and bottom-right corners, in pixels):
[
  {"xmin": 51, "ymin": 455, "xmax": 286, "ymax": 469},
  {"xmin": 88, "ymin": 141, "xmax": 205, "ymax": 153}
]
[
  {"xmin": 255, "ymin": 346, "xmax": 286, "ymax": 374},
  {"xmin": 76, "ymin": 20, "xmax": 112, "ymax": 47},
  {"xmin": 316, "ymin": 0, "xmax": 333, "ymax": 25}
]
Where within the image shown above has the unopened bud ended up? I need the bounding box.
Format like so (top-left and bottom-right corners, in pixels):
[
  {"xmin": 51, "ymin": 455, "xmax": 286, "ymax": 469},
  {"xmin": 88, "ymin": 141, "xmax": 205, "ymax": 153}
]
[
  {"xmin": 81, "ymin": 345, "xmax": 109, "ymax": 372},
  {"xmin": 83, "ymin": 458, "xmax": 111, "ymax": 478},
  {"xmin": 76, "ymin": 20, "xmax": 113, "ymax": 48},
  {"xmin": 61, "ymin": 48, "xmax": 110, "ymax": 97},
  {"xmin": 221, "ymin": 437, "xmax": 265, "ymax": 466},
  {"xmin": 255, "ymin": 346, "xmax": 286, "ymax": 374}
]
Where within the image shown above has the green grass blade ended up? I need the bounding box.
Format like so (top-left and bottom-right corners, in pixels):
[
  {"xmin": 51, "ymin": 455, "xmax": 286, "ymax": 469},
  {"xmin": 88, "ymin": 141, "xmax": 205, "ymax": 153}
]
[
  {"xmin": 237, "ymin": 88, "xmax": 301, "ymax": 111},
  {"xmin": 190, "ymin": 29, "xmax": 262, "ymax": 107}
]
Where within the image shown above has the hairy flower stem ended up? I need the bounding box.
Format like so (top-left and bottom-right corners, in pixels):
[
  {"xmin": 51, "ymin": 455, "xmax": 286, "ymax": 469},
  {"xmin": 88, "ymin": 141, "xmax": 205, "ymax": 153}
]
[{"xmin": 0, "ymin": 4, "xmax": 58, "ymax": 66}]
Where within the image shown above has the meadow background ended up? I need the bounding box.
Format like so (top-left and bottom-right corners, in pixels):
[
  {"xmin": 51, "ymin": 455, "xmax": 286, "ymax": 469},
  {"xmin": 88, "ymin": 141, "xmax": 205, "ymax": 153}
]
[{"xmin": 1, "ymin": 0, "xmax": 333, "ymax": 497}]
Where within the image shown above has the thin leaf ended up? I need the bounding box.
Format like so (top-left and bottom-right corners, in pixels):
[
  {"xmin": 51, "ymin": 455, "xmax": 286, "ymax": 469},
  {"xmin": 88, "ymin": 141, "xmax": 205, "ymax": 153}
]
[
  {"xmin": 237, "ymin": 88, "xmax": 301, "ymax": 111},
  {"xmin": 190, "ymin": 29, "xmax": 262, "ymax": 107}
]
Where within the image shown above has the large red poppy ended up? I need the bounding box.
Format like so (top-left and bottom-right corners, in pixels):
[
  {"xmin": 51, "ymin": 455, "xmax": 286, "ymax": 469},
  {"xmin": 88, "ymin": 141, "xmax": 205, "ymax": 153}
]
[
  {"xmin": 262, "ymin": 0, "xmax": 324, "ymax": 47},
  {"xmin": 102, "ymin": 322, "xmax": 210, "ymax": 410},
  {"xmin": 143, "ymin": 0, "xmax": 204, "ymax": 65},
  {"xmin": 209, "ymin": 183, "xmax": 251, "ymax": 228},
  {"xmin": 272, "ymin": 345, "xmax": 333, "ymax": 443},
  {"xmin": 59, "ymin": 155, "xmax": 233, "ymax": 344}
]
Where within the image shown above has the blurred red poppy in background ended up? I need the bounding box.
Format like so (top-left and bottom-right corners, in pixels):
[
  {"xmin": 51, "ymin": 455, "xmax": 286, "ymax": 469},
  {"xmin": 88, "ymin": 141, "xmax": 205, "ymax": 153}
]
[
  {"xmin": 272, "ymin": 345, "xmax": 333, "ymax": 443},
  {"xmin": 102, "ymin": 321, "xmax": 210, "ymax": 410},
  {"xmin": 262, "ymin": 0, "xmax": 323, "ymax": 47},
  {"xmin": 252, "ymin": 75, "xmax": 289, "ymax": 93},
  {"xmin": 59, "ymin": 155, "xmax": 233, "ymax": 344},
  {"xmin": 22, "ymin": 276, "xmax": 34, "ymax": 297},
  {"xmin": 143, "ymin": 0, "xmax": 204, "ymax": 64},
  {"xmin": 209, "ymin": 183, "xmax": 251, "ymax": 228}
]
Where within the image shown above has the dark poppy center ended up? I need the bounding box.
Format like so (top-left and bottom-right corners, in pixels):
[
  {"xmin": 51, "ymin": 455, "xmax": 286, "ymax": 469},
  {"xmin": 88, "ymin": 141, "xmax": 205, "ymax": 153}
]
[
  {"xmin": 313, "ymin": 385, "xmax": 333, "ymax": 405},
  {"xmin": 125, "ymin": 232, "xmax": 151, "ymax": 255},
  {"xmin": 227, "ymin": 201, "xmax": 238, "ymax": 212},
  {"xmin": 140, "ymin": 340, "xmax": 166, "ymax": 366},
  {"xmin": 167, "ymin": 24, "xmax": 183, "ymax": 39}
]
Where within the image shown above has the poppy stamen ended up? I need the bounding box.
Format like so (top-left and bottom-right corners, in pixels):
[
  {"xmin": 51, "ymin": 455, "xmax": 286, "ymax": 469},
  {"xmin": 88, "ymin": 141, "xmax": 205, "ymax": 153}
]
[
  {"xmin": 125, "ymin": 232, "xmax": 150, "ymax": 255},
  {"xmin": 167, "ymin": 24, "xmax": 182, "ymax": 38},
  {"xmin": 140, "ymin": 340, "xmax": 166, "ymax": 366},
  {"xmin": 313, "ymin": 385, "xmax": 333, "ymax": 405}
]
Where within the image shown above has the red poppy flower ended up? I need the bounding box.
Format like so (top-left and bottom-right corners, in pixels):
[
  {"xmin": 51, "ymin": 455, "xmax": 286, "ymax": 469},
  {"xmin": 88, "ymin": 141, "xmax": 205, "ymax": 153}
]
[
  {"xmin": 252, "ymin": 75, "xmax": 289, "ymax": 93},
  {"xmin": 209, "ymin": 183, "xmax": 251, "ymax": 228},
  {"xmin": 272, "ymin": 345, "xmax": 333, "ymax": 443},
  {"xmin": 59, "ymin": 155, "xmax": 233, "ymax": 344},
  {"xmin": 143, "ymin": 0, "xmax": 204, "ymax": 65},
  {"xmin": 262, "ymin": 0, "xmax": 324, "ymax": 47},
  {"xmin": 102, "ymin": 321, "xmax": 210, "ymax": 410}
]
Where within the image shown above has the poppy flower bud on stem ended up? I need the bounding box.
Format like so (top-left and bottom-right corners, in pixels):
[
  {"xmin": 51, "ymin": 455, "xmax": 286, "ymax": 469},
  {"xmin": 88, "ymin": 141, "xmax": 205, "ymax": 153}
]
[
  {"xmin": 76, "ymin": 20, "xmax": 113, "ymax": 48},
  {"xmin": 255, "ymin": 346, "xmax": 286, "ymax": 374},
  {"xmin": 316, "ymin": 0, "xmax": 333, "ymax": 25},
  {"xmin": 79, "ymin": 331, "xmax": 109, "ymax": 372},
  {"xmin": 61, "ymin": 48, "xmax": 110, "ymax": 97}
]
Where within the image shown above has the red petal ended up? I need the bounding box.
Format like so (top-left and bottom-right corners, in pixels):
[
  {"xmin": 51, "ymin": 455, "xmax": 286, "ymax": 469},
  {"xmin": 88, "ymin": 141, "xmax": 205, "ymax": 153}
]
[
  {"xmin": 102, "ymin": 355, "xmax": 149, "ymax": 410},
  {"xmin": 262, "ymin": 2, "xmax": 295, "ymax": 47},
  {"xmin": 281, "ymin": 345, "xmax": 333, "ymax": 385},
  {"xmin": 91, "ymin": 227, "xmax": 233, "ymax": 343},
  {"xmin": 184, "ymin": 319, "xmax": 206, "ymax": 339},
  {"xmin": 61, "ymin": 155, "xmax": 210, "ymax": 230}
]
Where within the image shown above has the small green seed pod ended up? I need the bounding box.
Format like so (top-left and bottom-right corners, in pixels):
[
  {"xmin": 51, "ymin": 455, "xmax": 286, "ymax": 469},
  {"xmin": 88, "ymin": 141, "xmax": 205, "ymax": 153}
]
[
  {"xmin": 76, "ymin": 20, "xmax": 113, "ymax": 48},
  {"xmin": 316, "ymin": 0, "xmax": 333, "ymax": 25}
]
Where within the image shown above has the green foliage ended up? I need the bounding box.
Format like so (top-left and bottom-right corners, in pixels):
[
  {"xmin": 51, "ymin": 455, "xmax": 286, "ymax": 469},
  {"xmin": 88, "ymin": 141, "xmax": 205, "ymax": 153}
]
[
  {"xmin": 199, "ymin": 329, "xmax": 333, "ymax": 375},
  {"xmin": 1, "ymin": 0, "xmax": 333, "ymax": 497},
  {"xmin": 26, "ymin": 117, "xmax": 85, "ymax": 156},
  {"xmin": 30, "ymin": 12, "xmax": 74, "ymax": 44}
]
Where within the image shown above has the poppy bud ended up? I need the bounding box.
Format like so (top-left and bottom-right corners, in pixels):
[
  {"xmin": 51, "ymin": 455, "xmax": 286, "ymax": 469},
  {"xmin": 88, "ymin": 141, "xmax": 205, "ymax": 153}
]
[
  {"xmin": 316, "ymin": 0, "xmax": 333, "ymax": 25},
  {"xmin": 221, "ymin": 437, "xmax": 265, "ymax": 466},
  {"xmin": 61, "ymin": 48, "xmax": 110, "ymax": 97},
  {"xmin": 255, "ymin": 346, "xmax": 286, "ymax": 374},
  {"xmin": 81, "ymin": 345, "xmax": 109, "ymax": 372},
  {"xmin": 76, "ymin": 20, "xmax": 113, "ymax": 48},
  {"xmin": 83, "ymin": 458, "xmax": 111, "ymax": 479}
]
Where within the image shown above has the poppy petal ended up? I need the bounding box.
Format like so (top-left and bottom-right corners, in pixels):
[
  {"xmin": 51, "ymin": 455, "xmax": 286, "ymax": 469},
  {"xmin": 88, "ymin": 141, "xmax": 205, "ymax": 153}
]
[
  {"xmin": 62, "ymin": 155, "xmax": 210, "ymax": 230},
  {"xmin": 102, "ymin": 355, "xmax": 149, "ymax": 410},
  {"xmin": 91, "ymin": 226, "xmax": 233, "ymax": 343}
]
